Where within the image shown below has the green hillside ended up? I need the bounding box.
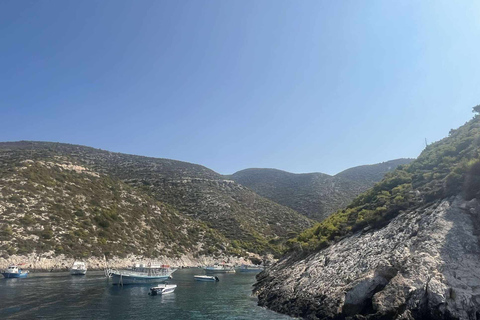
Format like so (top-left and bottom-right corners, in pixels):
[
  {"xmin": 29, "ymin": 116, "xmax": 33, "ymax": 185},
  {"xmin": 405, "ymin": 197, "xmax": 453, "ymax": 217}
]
[
  {"xmin": 229, "ymin": 159, "xmax": 412, "ymax": 221},
  {"xmin": 335, "ymin": 158, "xmax": 414, "ymax": 185},
  {"xmin": 0, "ymin": 142, "xmax": 312, "ymax": 258},
  {"xmin": 289, "ymin": 110, "xmax": 480, "ymax": 251}
]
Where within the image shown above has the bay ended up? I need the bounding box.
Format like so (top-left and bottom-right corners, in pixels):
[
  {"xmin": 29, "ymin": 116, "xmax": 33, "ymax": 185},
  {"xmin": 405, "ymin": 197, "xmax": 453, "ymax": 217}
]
[{"xmin": 0, "ymin": 268, "xmax": 291, "ymax": 319}]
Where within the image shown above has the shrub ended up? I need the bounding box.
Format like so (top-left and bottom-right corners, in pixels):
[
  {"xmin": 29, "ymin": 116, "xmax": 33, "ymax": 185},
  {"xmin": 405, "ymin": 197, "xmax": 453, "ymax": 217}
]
[
  {"xmin": 41, "ymin": 229, "xmax": 53, "ymax": 239},
  {"xmin": 464, "ymin": 160, "xmax": 480, "ymax": 200}
]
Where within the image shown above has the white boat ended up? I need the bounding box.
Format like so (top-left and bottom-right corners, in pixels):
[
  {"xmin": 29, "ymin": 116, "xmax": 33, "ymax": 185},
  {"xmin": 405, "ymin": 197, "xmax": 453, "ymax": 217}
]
[
  {"xmin": 204, "ymin": 264, "xmax": 235, "ymax": 273},
  {"xmin": 148, "ymin": 284, "xmax": 177, "ymax": 295},
  {"xmin": 194, "ymin": 275, "xmax": 219, "ymax": 282},
  {"xmin": 70, "ymin": 261, "xmax": 87, "ymax": 275},
  {"xmin": 1, "ymin": 265, "xmax": 29, "ymax": 278},
  {"xmin": 108, "ymin": 263, "xmax": 177, "ymax": 285},
  {"xmin": 235, "ymin": 264, "xmax": 264, "ymax": 273}
]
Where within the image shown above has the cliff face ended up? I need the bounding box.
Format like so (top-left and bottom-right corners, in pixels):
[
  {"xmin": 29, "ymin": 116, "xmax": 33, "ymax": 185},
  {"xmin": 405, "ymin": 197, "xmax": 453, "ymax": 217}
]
[
  {"xmin": 254, "ymin": 113, "xmax": 480, "ymax": 319},
  {"xmin": 255, "ymin": 196, "xmax": 480, "ymax": 319}
]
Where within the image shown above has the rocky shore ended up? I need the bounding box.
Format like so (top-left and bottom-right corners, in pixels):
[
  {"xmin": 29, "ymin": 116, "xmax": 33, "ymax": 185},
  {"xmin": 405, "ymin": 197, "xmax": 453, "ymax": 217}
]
[
  {"xmin": 0, "ymin": 253, "xmax": 254, "ymax": 272},
  {"xmin": 254, "ymin": 196, "xmax": 480, "ymax": 319}
]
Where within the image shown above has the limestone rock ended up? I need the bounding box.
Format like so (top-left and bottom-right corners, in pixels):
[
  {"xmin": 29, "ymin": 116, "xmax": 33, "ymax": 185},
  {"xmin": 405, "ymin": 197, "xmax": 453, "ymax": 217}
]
[{"xmin": 254, "ymin": 197, "xmax": 480, "ymax": 319}]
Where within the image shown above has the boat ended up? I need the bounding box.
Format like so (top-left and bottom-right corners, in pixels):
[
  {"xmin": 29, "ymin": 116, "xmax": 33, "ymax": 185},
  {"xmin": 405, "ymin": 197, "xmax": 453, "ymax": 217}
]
[
  {"xmin": 194, "ymin": 275, "xmax": 219, "ymax": 282},
  {"xmin": 1, "ymin": 265, "xmax": 29, "ymax": 278},
  {"xmin": 70, "ymin": 261, "xmax": 87, "ymax": 275},
  {"xmin": 108, "ymin": 263, "xmax": 177, "ymax": 285},
  {"xmin": 204, "ymin": 264, "xmax": 235, "ymax": 273},
  {"xmin": 235, "ymin": 264, "xmax": 265, "ymax": 273},
  {"xmin": 148, "ymin": 284, "xmax": 177, "ymax": 295}
]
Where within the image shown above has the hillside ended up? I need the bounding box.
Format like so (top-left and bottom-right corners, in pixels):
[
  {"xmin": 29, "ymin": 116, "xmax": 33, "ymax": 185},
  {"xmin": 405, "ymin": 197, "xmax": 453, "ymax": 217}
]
[
  {"xmin": 0, "ymin": 142, "xmax": 312, "ymax": 259},
  {"xmin": 335, "ymin": 158, "xmax": 414, "ymax": 185},
  {"xmin": 229, "ymin": 159, "xmax": 412, "ymax": 221},
  {"xmin": 254, "ymin": 110, "xmax": 480, "ymax": 319},
  {"xmin": 0, "ymin": 156, "xmax": 230, "ymax": 259}
]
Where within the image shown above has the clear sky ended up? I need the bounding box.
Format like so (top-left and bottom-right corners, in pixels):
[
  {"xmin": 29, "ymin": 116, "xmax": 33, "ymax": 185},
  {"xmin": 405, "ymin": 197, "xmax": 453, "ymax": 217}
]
[{"xmin": 1, "ymin": 1, "xmax": 479, "ymax": 175}]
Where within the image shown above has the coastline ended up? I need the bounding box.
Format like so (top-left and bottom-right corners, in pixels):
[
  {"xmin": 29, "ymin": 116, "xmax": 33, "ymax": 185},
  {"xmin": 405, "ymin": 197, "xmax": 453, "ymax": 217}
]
[{"xmin": 0, "ymin": 253, "xmax": 255, "ymax": 272}]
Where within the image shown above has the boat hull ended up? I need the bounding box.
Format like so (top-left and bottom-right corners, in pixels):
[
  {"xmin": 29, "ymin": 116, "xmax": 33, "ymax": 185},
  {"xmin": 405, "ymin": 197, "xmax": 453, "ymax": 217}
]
[
  {"xmin": 2, "ymin": 272, "xmax": 28, "ymax": 278},
  {"xmin": 149, "ymin": 284, "xmax": 177, "ymax": 295},
  {"xmin": 70, "ymin": 269, "xmax": 87, "ymax": 275},
  {"xmin": 204, "ymin": 270, "xmax": 235, "ymax": 274},
  {"xmin": 194, "ymin": 276, "xmax": 218, "ymax": 282},
  {"xmin": 204, "ymin": 268, "xmax": 235, "ymax": 274},
  {"xmin": 111, "ymin": 274, "xmax": 171, "ymax": 285}
]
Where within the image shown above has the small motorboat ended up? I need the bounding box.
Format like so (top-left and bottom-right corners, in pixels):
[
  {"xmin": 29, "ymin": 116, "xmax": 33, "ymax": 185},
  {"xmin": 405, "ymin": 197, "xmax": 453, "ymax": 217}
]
[
  {"xmin": 70, "ymin": 261, "xmax": 87, "ymax": 275},
  {"xmin": 1, "ymin": 265, "xmax": 29, "ymax": 278},
  {"xmin": 194, "ymin": 275, "xmax": 219, "ymax": 282},
  {"xmin": 148, "ymin": 284, "xmax": 177, "ymax": 295}
]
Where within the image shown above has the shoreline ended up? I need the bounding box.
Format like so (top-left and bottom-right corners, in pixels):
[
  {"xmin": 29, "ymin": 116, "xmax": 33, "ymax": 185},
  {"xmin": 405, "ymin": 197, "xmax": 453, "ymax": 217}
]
[
  {"xmin": 10, "ymin": 266, "xmax": 202, "ymax": 273},
  {"xmin": 0, "ymin": 253, "xmax": 256, "ymax": 272}
]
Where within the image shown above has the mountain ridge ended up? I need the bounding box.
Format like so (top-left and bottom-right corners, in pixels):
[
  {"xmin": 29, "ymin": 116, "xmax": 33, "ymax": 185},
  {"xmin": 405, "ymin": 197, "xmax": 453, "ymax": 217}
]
[{"xmin": 229, "ymin": 158, "xmax": 413, "ymax": 221}]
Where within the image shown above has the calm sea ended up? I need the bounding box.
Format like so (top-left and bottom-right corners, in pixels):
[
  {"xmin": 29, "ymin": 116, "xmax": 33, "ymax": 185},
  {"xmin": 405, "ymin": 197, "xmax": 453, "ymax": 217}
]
[{"xmin": 0, "ymin": 268, "xmax": 291, "ymax": 319}]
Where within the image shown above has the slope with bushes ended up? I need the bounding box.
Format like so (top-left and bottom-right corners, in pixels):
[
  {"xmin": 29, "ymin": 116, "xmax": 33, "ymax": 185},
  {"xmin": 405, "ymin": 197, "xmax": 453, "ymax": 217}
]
[
  {"xmin": 288, "ymin": 115, "xmax": 480, "ymax": 252},
  {"xmin": 254, "ymin": 108, "xmax": 480, "ymax": 320},
  {"xmin": 0, "ymin": 155, "xmax": 231, "ymax": 259},
  {"xmin": 230, "ymin": 159, "xmax": 413, "ymax": 221},
  {"xmin": 0, "ymin": 142, "xmax": 312, "ymax": 257}
]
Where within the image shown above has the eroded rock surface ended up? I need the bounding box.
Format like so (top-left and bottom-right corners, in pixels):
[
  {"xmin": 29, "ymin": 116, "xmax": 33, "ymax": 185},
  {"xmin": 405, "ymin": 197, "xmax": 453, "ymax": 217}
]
[{"xmin": 254, "ymin": 196, "xmax": 480, "ymax": 319}]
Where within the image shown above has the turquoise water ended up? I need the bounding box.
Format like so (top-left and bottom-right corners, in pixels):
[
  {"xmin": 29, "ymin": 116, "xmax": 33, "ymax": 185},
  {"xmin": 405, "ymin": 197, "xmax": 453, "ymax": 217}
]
[{"xmin": 0, "ymin": 268, "xmax": 291, "ymax": 319}]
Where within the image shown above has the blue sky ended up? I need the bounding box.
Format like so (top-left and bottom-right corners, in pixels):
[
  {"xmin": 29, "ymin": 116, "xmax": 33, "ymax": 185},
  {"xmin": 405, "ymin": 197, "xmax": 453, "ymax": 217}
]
[{"xmin": 1, "ymin": 0, "xmax": 479, "ymax": 175}]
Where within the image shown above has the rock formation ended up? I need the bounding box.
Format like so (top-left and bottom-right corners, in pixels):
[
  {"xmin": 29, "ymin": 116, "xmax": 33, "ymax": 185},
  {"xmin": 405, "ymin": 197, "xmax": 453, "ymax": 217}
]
[
  {"xmin": 255, "ymin": 196, "xmax": 480, "ymax": 319},
  {"xmin": 254, "ymin": 111, "xmax": 480, "ymax": 319}
]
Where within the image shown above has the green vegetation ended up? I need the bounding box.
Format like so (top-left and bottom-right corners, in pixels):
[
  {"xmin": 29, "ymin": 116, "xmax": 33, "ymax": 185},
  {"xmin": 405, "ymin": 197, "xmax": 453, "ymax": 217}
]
[
  {"xmin": 0, "ymin": 156, "xmax": 235, "ymax": 258},
  {"xmin": 288, "ymin": 107, "xmax": 480, "ymax": 252},
  {"xmin": 473, "ymin": 104, "xmax": 480, "ymax": 114},
  {"xmin": 0, "ymin": 141, "xmax": 312, "ymax": 258},
  {"xmin": 229, "ymin": 159, "xmax": 412, "ymax": 221}
]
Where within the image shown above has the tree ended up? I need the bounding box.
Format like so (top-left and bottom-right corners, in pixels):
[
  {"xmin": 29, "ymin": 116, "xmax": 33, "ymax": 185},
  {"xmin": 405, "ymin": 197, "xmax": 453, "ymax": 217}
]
[{"xmin": 473, "ymin": 105, "xmax": 480, "ymax": 114}]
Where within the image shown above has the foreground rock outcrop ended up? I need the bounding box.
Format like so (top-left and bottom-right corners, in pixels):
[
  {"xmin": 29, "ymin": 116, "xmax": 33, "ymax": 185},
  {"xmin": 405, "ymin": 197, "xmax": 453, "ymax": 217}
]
[{"xmin": 254, "ymin": 196, "xmax": 480, "ymax": 319}]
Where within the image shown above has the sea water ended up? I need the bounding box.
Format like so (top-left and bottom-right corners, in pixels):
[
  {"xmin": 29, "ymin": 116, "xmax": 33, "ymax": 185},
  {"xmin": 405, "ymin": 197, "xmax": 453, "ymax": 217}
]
[{"xmin": 0, "ymin": 268, "xmax": 292, "ymax": 319}]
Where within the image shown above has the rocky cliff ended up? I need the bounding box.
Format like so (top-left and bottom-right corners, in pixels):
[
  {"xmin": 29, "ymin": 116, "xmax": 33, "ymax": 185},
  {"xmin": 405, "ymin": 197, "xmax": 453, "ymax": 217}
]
[
  {"xmin": 254, "ymin": 110, "xmax": 480, "ymax": 319},
  {"xmin": 255, "ymin": 196, "xmax": 480, "ymax": 319}
]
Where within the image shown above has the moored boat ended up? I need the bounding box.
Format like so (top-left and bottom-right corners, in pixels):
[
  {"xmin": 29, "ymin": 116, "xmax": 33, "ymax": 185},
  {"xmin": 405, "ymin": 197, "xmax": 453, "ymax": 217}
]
[
  {"xmin": 194, "ymin": 275, "xmax": 219, "ymax": 282},
  {"xmin": 148, "ymin": 284, "xmax": 177, "ymax": 295},
  {"xmin": 108, "ymin": 263, "xmax": 177, "ymax": 285},
  {"xmin": 1, "ymin": 265, "xmax": 29, "ymax": 278},
  {"xmin": 235, "ymin": 264, "xmax": 264, "ymax": 273},
  {"xmin": 70, "ymin": 261, "xmax": 87, "ymax": 275},
  {"xmin": 204, "ymin": 264, "xmax": 235, "ymax": 273}
]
